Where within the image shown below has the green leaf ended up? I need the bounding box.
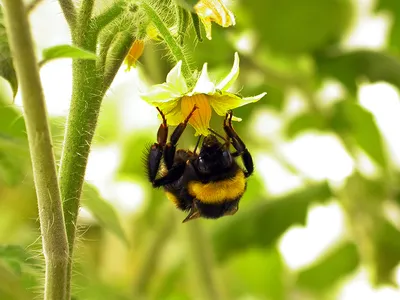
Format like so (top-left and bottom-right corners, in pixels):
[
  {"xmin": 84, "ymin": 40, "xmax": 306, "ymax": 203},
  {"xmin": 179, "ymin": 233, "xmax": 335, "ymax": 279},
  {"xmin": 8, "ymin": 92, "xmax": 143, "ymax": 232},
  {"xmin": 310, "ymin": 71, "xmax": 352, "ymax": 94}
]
[
  {"xmin": 82, "ymin": 183, "xmax": 129, "ymax": 246},
  {"xmin": 315, "ymin": 50, "xmax": 400, "ymax": 94},
  {"xmin": 296, "ymin": 242, "xmax": 359, "ymax": 292},
  {"xmin": 0, "ymin": 9, "xmax": 18, "ymax": 97},
  {"xmin": 242, "ymin": 0, "xmax": 353, "ymax": 54},
  {"xmin": 0, "ymin": 245, "xmax": 41, "ymax": 276},
  {"xmin": 224, "ymin": 248, "xmax": 285, "ymax": 300},
  {"xmin": 286, "ymin": 112, "xmax": 327, "ymax": 138},
  {"xmin": 375, "ymin": 0, "xmax": 400, "ymax": 52},
  {"xmin": 373, "ymin": 220, "xmax": 400, "ymax": 284},
  {"xmin": 332, "ymin": 100, "xmax": 387, "ymax": 168},
  {"xmin": 40, "ymin": 45, "xmax": 97, "ymax": 66},
  {"xmin": 0, "ymin": 100, "xmax": 29, "ymax": 185},
  {"xmin": 212, "ymin": 182, "xmax": 332, "ymax": 261},
  {"xmin": 341, "ymin": 173, "xmax": 400, "ymax": 285}
]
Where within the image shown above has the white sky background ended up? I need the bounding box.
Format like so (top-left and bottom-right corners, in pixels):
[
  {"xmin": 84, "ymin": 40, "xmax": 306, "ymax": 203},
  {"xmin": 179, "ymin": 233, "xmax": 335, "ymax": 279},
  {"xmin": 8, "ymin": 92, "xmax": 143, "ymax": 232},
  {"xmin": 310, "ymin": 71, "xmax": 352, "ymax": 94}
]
[{"xmin": 14, "ymin": 0, "xmax": 400, "ymax": 298}]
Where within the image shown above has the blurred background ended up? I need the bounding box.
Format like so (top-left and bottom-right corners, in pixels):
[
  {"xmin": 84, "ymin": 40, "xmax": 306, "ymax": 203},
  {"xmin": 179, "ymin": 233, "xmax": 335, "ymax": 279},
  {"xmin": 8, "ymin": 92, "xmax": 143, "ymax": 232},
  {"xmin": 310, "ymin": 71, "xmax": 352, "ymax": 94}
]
[{"xmin": 1, "ymin": 0, "xmax": 400, "ymax": 299}]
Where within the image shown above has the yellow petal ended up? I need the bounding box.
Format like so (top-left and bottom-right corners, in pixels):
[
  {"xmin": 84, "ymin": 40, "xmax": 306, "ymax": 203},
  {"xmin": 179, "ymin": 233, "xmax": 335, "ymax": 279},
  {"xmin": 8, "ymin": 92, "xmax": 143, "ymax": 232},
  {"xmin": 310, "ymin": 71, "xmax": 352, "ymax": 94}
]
[
  {"xmin": 125, "ymin": 40, "xmax": 144, "ymax": 70},
  {"xmin": 194, "ymin": 0, "xmax": 236, "ymax": 40},
  {"xmin": 181, "ymin": 94, "xmax": 211, "ymax": 136},
  {"xmin": 209, "ymin": 92, "xmax": 266, "ymax": 118}
]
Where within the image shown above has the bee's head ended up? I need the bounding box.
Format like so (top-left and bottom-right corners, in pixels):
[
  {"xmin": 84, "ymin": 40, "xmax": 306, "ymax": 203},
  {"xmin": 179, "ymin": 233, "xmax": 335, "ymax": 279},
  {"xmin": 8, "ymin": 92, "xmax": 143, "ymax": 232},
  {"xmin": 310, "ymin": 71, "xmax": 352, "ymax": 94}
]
[{"xmin": 197, "ymin": 135, "xmax": 232, "ymax": 173}]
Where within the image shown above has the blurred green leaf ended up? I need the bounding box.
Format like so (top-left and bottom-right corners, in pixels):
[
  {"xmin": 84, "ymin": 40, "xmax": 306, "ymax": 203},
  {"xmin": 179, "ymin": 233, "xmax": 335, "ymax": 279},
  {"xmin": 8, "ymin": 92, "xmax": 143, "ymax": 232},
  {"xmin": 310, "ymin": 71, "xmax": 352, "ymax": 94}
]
[
  {"xmin": 315, "ymin": 50, "xmax": 400, "ymax": 94},
  {"xmin": 0, "ymin": 264, "xmax": 34, "ymax": 300},
  {"xmin": 82, "ymin": 183, "xmax": 129, "ymax": 246},
  {"xmin": 0, "ymin": 100, "xmax": 29, "ymax": 185},
  {"xmin": 373, "ymin": 220, "xmax": 400, "ymax": 284},
  {"xmin": 0, "ymin": 245, "xmax": 40, "ymax": 276},
  {"xmin": 243, "ymin": 0, "xmax": 353, "ymax": 54},
  {"xmin": 296, "ymin": 242, "xmax": 359, "ymax": 292},
  {"xmin": 0, "ymin": 9, "xmax": 18, "ymax": 97},
  {"xmin": 375, "ymin": 0, "xmax": 400, "ymax": 52},
  {"xmin": 341, "ymin": 173, "xmax": 400, "ymax": 285},
  {"xmin": 332, "ymin": 100, "xmax": 387, "ymax": 169},
  {"xmin": 225, "ymin": 247, "xmax": 285, "ymax": 300},
  {"xmin": 40, "ymin": 45, "xmax": 97, "ymax": 66},
  {"xmin": 212, "ymin": 182, "xmax": 332, "ymax": 260},
  {"xmin": 118, "ymin": 132, "xmax": 151, "ymax": 178},
  {"xmin": 286, "ymin": 112, "xmax": 327, "ymax": 138}
]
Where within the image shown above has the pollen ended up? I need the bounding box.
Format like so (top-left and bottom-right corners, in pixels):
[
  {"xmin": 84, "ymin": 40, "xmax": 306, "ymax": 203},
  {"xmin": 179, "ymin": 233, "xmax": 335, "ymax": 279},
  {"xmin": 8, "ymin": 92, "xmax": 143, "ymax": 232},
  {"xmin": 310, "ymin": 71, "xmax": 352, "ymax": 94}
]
[{"xmin": 181, "ymin": 94, "xmax": 211, "ymax": 136}]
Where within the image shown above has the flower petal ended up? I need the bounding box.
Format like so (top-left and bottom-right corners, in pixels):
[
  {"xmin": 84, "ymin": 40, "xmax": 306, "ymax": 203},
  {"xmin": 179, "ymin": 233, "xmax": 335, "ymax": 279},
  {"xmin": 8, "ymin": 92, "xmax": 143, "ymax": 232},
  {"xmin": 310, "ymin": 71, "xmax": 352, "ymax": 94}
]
[
  {"xmin": 181, "ymin": 94, "xmax": 211, "ymax": 136},
  {"xmin": 191, "ymin": 63, "xmax": 215, "ymax": 95},
  {"xmin": 160, "ymin": 102, "xmax": 184, "ymax": 125},
  {"xmin": 166, "ymin": 61, "xmax": 189, "ymax": 94},
  {"xmin": 194, "ymin": 0, "xmax": 236, "ymax": 40},
  {"xmin": 209, "ymin": 91, "xmax": 267, "ymax": 116},
  {"xmin": 140, "ymin": 83, "xmax": 181, "ymax": 103},
  {"xmin": 216, "ymin": 52, "xmax": 239, "ymax": 91}
]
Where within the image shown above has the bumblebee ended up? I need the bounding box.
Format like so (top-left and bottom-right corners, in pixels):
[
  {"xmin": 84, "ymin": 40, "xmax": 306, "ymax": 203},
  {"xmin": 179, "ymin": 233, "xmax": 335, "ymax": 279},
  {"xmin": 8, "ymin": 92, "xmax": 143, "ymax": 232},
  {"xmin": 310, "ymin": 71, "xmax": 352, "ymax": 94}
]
[{"xmin": 146, "ymin": 106, "xmax": 254, "ymax": 222}]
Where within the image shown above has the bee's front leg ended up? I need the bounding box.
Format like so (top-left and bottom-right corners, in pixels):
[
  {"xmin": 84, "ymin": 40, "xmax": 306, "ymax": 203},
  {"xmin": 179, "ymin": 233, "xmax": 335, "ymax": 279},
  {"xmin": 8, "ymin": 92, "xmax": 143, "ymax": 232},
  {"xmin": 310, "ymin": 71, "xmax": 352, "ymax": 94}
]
[{"xmin": 223, "ymin": 111, "xmax": 254, "ymax": 177}]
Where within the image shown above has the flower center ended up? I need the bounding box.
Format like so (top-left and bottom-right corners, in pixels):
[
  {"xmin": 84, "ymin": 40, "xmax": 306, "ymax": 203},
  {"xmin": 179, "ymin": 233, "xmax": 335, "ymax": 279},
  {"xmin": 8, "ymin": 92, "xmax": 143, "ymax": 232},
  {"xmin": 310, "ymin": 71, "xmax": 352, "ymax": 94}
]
[{"xmin": 181, "ymin": 94, "xmax": 211, "ymax": 136}]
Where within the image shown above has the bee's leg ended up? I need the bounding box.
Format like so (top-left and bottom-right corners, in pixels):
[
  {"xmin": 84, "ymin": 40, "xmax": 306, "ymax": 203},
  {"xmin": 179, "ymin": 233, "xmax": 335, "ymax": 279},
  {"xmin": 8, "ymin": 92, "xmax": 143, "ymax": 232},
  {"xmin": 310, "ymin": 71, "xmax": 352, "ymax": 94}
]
[
  {"xmin": 163, "ymin": 105, "xmax": 198, "ymax": 169},
  {"xmin": 147, "ymin": 107, "xmax": 169, "ymax": 183},
  {"xmin": 152, "ymin": 162, "xmax": 186, "ymax": 187},
  {"xmin": 223, "ymin": 111, "xmax": 254, "ymax": 177}
]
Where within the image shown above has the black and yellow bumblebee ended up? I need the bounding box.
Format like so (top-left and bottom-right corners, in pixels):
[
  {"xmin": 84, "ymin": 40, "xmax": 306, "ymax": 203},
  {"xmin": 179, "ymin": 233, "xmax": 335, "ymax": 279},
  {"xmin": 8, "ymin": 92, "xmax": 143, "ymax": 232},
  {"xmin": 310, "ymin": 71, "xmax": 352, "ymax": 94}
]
[{"xmin": 146, "ymin": 106, "xmax": 254, "ymax": 222}]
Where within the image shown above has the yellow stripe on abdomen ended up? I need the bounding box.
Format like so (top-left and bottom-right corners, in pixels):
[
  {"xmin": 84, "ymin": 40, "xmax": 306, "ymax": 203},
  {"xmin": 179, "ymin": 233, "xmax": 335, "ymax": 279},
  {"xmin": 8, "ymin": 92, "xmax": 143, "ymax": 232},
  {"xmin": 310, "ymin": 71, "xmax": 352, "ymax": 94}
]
[
  {"xmin": 165, "ymin": 191, "xmax": 180, "ymax": 207},
  {"xmin": 188, "ymin": 171, "xmax": 245, "ymax": 204}
]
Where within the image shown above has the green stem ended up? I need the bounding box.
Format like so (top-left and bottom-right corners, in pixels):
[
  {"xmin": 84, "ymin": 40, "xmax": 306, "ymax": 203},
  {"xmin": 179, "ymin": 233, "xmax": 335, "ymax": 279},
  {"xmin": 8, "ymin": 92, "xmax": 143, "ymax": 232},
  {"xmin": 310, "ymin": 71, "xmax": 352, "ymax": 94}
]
[
  {"xmin": 186, "ymin": 222, "xmax": 225, "ymax": 300},
  {"xmin": 58, "ymin": 0, "xmax": 76, "ymax": 29},
  {"xmin": 141, "ymin": 1, "xmax": 193, "ymax": 85},
  {"xmin": 2, "ymin": 1, "xmax": 68, "ymax": 300},
  {"xmin": 89, "ymin": 0, "xmax": 126, "ymax": 36},
  {"xmin": 59, "ymin": 2, "xmax": 134, "ymax": 298},
  {"xmin": 102, "ymin": 30, "xmax": 136, "ymax": 92},
  {"xmin": 132, "ymin": 208, "xmax": 176, "ymax": 298}
]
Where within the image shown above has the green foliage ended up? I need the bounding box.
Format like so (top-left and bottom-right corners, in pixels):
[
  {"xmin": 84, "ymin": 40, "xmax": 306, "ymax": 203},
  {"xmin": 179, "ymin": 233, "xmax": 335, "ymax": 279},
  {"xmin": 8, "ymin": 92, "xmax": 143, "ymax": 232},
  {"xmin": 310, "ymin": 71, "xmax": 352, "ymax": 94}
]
[
  {"xmin": 82, "ymin": 183, "xmax": 129, "ymax": 246},
  {"xmin": 212, "ymin": 182, "xmax": 332, "ymax": 260},
  {"xmin": 0, "ymin": 8, "xmax": 17, "ymax": 97},
  {"xmin": 296, "ymin": 242, "xmax": 359, "ymax": 292},
  {"xmin": 332, "ymin": 100, "xmax": 387, "ymax": 168},
  {"xmin": 315, "ymin": 50, "xmax": 400, "ymax": 93},
  {"xmin": 244, "ymin": 0, "xmax": 353, "ymax": 54},
  {"xmin": 40, "ymin": 44, "xmax": 97, "ymax": 66}
]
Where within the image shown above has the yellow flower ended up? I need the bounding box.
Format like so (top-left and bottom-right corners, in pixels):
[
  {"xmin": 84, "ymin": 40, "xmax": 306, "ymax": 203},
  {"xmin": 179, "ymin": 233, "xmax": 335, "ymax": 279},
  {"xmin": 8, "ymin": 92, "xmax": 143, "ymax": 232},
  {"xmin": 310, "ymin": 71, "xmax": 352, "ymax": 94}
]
[
  {"xmin": 141, "ymin": 53, "xmax": 266, "ymax": 136},
  {"xmin": 194, "ymin": 0, "xmax": 236, "ymax": 40},
  {"xmin": 125, "ymin": 40, "xmax": 145, "ymax": 70}
]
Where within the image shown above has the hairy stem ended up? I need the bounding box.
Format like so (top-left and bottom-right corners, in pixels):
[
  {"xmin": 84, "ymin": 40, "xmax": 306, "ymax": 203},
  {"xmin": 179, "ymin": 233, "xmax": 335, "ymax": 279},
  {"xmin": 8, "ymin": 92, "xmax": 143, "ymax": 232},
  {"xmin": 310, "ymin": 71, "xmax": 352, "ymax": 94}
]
[
  {"xmin": 59, "ymin": 1, "xmax": 133, "ymax": 298},
  {"xmin": 141, "ymin": 2, "xmax": 193, "ymax": 85},
  {"xmin": 58, "ymin": 0, "xmax": 76, "ymax": 29},
  {"xmin": 89, "ymin": 0, "xmax": 126, "ymax": 36},
  {"xmin": 2, "ymin": 1, "xmax": 68, "ymax": 299}
]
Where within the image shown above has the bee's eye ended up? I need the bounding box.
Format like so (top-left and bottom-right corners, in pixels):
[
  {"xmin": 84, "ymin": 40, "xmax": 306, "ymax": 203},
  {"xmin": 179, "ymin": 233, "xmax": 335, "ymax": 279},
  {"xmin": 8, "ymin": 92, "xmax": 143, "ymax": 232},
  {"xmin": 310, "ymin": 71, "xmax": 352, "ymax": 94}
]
[
  {"xmin": 198, "ymin": 157, "xmax": 208, "ymax": 173},
  {"xmin": 222, "ymin": 151, "xmax": 232, "ymax": 167}
]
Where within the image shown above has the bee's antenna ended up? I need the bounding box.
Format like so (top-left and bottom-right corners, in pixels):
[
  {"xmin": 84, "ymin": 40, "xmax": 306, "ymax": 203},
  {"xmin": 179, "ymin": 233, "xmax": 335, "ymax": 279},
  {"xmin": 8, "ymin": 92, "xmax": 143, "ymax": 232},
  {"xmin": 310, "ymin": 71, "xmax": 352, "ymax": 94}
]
[
  {"xmin": 208, "ymin": 128, "xmax": 227, "ymax": 141},
  {"xmin": 193, "ymin": 135, "xmax": 202, "ymax": 154}
]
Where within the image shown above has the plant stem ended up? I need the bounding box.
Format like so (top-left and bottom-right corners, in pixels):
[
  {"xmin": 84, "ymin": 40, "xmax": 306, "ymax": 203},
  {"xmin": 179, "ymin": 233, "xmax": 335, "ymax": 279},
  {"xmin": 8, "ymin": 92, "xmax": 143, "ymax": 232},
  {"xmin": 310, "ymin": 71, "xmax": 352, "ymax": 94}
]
[
  {"xmin": 185, "ymin": 222, "xmax": 225, "ymax": 300},
  {"xmin": 58, "ymin": 1, "xmax": 133, "ymax": 298},
  {"xmin": 2, "ymin": 1, "xmax": 68, "ymax": 299},
  {"xmin": 89, "ymin": 0, "xmax": 126, "ymax": 36},
  {"xmin": 141, "ymin": 1, "xmax": 193, "ymax": 85},
  {"xmin": 58, "ymin": 0, "xmax": 76, "ymax": 29}
]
